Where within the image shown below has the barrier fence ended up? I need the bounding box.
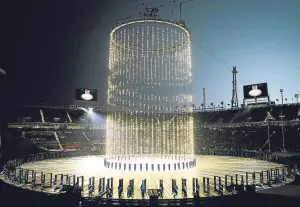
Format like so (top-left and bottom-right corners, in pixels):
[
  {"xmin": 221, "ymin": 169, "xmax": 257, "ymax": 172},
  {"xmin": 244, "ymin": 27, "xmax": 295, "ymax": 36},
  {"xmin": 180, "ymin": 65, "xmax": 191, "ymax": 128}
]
[
  {"xmin": 0, "ymin": 149, "xmax": 296, "ymax": 202},
  {"xmin": 3, "ymin": 166, "xmax": 289, "ymax": 197}
]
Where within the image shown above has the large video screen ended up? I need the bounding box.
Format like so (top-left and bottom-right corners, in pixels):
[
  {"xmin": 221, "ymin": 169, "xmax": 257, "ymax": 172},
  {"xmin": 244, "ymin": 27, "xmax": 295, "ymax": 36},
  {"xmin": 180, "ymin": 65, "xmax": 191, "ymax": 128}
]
[
  {"xmin": 243, "ymin": 83, "xmax": 268, "ymax": 99},
  {"xmin": 75, "ymin": 88, "xmax": 98, "ymax": 102}
]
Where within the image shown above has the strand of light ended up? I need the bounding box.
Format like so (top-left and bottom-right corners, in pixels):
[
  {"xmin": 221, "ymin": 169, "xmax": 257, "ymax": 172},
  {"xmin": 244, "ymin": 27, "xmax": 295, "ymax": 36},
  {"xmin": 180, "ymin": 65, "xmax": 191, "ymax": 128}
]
[{"xmin": 107, "ymin": 19, "xmax": 193, "ymax": 161}]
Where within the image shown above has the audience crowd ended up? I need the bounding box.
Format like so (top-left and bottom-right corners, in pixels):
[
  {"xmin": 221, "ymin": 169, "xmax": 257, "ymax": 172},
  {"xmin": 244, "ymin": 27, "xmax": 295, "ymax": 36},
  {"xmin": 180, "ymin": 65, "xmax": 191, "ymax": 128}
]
[{"xmin": 3, "ymin": 104, "xmax": 300, "ymax": 154}]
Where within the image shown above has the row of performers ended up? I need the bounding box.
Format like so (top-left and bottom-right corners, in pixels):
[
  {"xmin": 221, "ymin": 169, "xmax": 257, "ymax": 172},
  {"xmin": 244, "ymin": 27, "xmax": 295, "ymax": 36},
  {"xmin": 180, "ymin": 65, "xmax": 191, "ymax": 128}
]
[
  {"xmin": 104, "ymin": 159, "xmax": 197, "ymax": 171},
  {"xmin": 105, "ymin": 155, "xmax": 194, "ymax": 161}
]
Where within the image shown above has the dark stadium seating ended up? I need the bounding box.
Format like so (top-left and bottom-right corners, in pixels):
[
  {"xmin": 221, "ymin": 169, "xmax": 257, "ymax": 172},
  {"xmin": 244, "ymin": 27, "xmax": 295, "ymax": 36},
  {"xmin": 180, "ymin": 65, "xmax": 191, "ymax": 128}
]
[
  {"xmin": 11, "ymin": 106, "xmax": 91, "ymax": 124},
  {"xmin": 15, "ymin": 106, "xmax": 41, "ymax": 122},
  {"xmin": 67, "ymin": 110, "xmax": 86, "ymax": 123},
  {"xmin": 194, "ymin": 104, "xmax": 300, "ymax": 123},
  {"xmin": 193, "ymin": 104, "xmax": 300, "ymax": 152},
  {"xmin": 25, "ymin": 131, "xmax": 61, "ymax": 150},
  {"xmin": 3, "ymin": 104, "xmax": 300, "ymax": 154},
  {"xmin": 42, "ymin": 108, "xmax": 69, "ymax": 123}
]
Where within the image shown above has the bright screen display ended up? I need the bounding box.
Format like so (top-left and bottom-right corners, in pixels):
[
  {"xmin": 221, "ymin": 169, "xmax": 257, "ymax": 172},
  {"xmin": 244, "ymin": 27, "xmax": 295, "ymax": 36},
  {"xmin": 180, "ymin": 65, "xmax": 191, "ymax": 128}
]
[
  {"xmin": 75, "ymin": 88, "xmax": 98, "ymax": 102},
  {"xmin": 243, "ymin": 83, "xmax": 268, "ymax": 99}
]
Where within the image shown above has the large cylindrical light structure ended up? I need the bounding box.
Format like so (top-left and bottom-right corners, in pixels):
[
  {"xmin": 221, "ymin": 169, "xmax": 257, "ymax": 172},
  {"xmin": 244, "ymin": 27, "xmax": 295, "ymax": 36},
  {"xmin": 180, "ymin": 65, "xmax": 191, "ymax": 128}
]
[{"xmin": 106, "ymin": 18, "xmax": 194, "ymax": 171}]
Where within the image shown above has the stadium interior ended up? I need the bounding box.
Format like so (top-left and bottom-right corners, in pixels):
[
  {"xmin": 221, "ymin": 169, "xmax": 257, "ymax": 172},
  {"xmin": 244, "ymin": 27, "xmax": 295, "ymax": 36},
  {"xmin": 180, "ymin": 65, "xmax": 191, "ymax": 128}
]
[
  {"xmin": 1, "ymin": 104, "xmax": 300, "ymax": 207},
  {"xmin": 1, "ymin": 4, "xmax": 300, "ymax": 207},
  {"xmin": 3, "ymin": 103, "xmax": 300, "ymax": 155}
]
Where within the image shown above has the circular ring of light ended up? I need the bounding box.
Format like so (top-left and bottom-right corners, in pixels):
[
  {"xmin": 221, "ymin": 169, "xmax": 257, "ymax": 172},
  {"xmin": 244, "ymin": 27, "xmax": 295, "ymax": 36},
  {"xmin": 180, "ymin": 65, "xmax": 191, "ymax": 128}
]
[
  {"xmin": 249, "ymin": 85, "xmax": 262, "ymax": 97},
  {"xmin": 81, "ymin": 93, "xmax": 93, "ymax": 101},
  {"xmin": 110, "ymin": 19, "xmax": 190, "ymax": 52},
  {"xmin": 249, "ymin": 89, "xmax": 262, "ymax": 97}
]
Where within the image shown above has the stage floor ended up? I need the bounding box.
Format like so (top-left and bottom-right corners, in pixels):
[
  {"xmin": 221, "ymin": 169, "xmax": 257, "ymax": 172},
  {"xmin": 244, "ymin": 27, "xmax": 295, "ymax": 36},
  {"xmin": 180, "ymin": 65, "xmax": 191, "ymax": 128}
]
[{"xmin": 20, "ymin": 155, "xmax": 283, "ymax": 199}]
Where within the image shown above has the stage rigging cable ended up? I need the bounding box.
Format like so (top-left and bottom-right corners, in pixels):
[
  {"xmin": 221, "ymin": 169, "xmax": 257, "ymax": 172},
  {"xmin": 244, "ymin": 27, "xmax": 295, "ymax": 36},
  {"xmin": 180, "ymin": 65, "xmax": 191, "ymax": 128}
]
[{"xmin": 126, "ymin": 0, "xmax": 234, "ymax": 71}]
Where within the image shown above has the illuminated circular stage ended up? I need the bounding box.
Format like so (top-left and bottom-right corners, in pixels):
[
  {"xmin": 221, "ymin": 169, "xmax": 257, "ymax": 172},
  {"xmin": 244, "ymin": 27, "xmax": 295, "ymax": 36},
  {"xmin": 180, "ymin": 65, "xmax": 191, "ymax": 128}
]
[{"xmin": 19, "ymin": 155, "xmax": 283, "ymax": 199}]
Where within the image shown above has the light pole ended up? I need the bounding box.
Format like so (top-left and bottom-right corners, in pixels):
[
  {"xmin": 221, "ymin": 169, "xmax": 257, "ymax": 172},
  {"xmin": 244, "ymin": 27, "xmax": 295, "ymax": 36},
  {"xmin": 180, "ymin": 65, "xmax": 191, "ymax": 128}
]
[
  {"xmin": 280, "ymin": 89, "xmax": 284, "ymax": 105},
  {"xmin": 279, "ymin": 112, "xmax": 286, "ymax": 152},
  {"xmin": 295, "ymin": 94, "xmax": 299, "ymax": 104},
  {"xmin": 264, "ymin": 109, "xmax": 276, "ymax": 152},
  {"xmin": 279, "ymin": 89, "xmax": 286, "ymax": 151}
]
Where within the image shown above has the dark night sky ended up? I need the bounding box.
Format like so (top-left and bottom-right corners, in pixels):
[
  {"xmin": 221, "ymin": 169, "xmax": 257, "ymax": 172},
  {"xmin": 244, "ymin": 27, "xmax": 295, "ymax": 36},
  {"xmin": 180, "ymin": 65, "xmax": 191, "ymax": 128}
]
[
  {"xmin": 0, "ymin": 0, "xmax": 299, "ymax": 124},
  {"xmin": 0, "ymin": 0, "xmax": 112, "ymax": 124},
  {"xmin": 0, "ymin": 1, "xmax": 109, "ymax": 106}
]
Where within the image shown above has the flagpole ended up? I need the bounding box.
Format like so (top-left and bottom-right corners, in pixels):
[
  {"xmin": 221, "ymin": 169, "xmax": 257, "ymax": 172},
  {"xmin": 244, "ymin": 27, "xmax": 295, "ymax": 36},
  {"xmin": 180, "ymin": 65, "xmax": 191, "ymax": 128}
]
[
  {"xmin": 264, "ymin": 110, "xmax": 272, "ymax": 152},
  {"xmin": 279, "ymin": 110, "xmax": 286, "ymax": 152},
  {"xmin": 267, "ymin": 121, "xmax": 271, "ymax": 152}
]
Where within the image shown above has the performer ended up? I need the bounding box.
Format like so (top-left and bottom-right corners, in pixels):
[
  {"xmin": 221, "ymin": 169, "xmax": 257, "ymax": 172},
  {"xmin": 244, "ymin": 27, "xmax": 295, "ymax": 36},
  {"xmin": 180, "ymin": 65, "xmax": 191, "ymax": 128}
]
[
  {"xmin": 182, "ymin": 184, "xmax": 187, "ymax": 198},
  {"xmin": 219, "ymin": 184, "xmax": 223, "ymax": 195},
  {"xmin": 31, "ymin": 178, "xmax": 35, "ymax": 189},
  {"xmin": 106, "ymin": 183, "xmax": 110, "ymax": 198},
  {"xmin": 195, "ymin": 183, "xmax": 200, "ymax": 198},
  {"xmin": 66, "ymin": 177, "xmax": 70, "ymax": 186},
  {"xmin": 74, "ymin": 182, "xmax": 80, "ymax": 193},
  {"xmin": 41, "ymin": 179, "xmax": 45, "ymax": 190},
  {"xmin": 98, "ymin": 182, "xmax": 102, "ymax": 194},
  {"xmin": 159, "ymin": 182, "xmax": 164, "ymax": 199},
  {"xmin": 118, "ymin": 184, "xmax": 123, "ymax": 198},
  {"xmin": 252, "ymin": 177, "xmax": 256, "ymax": 186},
  {"xmin": 207, "ymin": 184, "xmax": 211, "ymax": 195},
  {"xmin": 241, "ymin": 180, "xmax": 246, "ymax": 191},
  {"xmin": 88, "ymin": 184, "xmax": 93, "ymax": 197},
  {"xmin": 53, "ymin": 179, "xmax": 57, "ymax": 187},
  {"xmin": 232, "ymin": 186, "xmax": 237, "ymax": 194},
  {"xmin": 140, "ymin": 184, "xmax": 145, "ymax": 199},
  {"xmin": 127, "ymin": 184, "xmax": 132, "ymax": 198},
  {"xmin": 52, "ymin": 179, "xmax": 58, "ymax": 191},
  {"xmin": 173, "ymin": 183, "xmax": 178, "ymax": 199},
  {"xmin": 259, "ymin": 174, "xmax": 264, "ymax": 188},
  {"xmin": 59, "ymin": 182, "xmax": 64, "ymax": 192},
  {"xmin": 293, "ymin": 165, "xmax": 299, "ymax": 175},
  {"xmin": 275, "ymin": 174, "xmax": 280, "ymax": 185}
]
